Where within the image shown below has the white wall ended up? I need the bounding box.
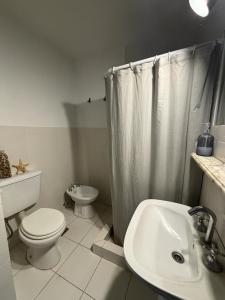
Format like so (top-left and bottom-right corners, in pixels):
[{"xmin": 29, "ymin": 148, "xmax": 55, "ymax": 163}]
[
  {"xmin": 66, "ymin": 48, "xmax": 124, "ymax": 128},
  {"xmin": 0, "ymin": 193, "xmax": 16, "ymax": 300},
  {"xmin": 0, "ymin": 13, "xmax": 125, "ymax": 129},
  {"xmin": 200, "ymin": 126, "xmax": 225, "ymax": 246},
  {"xmin": 0, "ymin": 14, "xmax": 74, "ymax": 128},
  {"xmin": 0, "ymin": 13, "xmax": 112, "ymax": 208}
]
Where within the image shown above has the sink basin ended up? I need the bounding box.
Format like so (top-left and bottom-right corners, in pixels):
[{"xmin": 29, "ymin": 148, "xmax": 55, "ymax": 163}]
[{"xmin": 124, "ymin": 199, "xmax": 225, "ymax": 300}]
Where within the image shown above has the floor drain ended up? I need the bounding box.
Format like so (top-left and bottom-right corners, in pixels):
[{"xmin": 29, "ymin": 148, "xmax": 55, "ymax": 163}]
[{"xmin": 172, "ymin": 251, "xmax": 185, "ymax": 264}]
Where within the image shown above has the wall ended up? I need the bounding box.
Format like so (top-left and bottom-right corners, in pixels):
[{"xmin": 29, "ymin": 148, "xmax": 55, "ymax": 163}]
[
  {"xmin": 68, "ymin": 49, "xmax": 124, "ymax": 128},
  {"xmin": 211, "ymin": 125, "xmax": 225, "ymax": 163},
  {"xmin": 0, "ymin": 15, "xmax": 74, "ymax": 128},
  {"xmin": 0, "ymin": 193, "xmax": 16, "ymax": 300},
  {"xmin": 63, "ymin": 51, "xmax": 125, "ymax": 205},
  {"xmin": 0, "ymin": 14, "xmax": 119, "ymax": 215},
  {"xmin": 200, "ymin": 126, "xmax": 225, "ymax": 245},
  {"xmin": 0, "ymin": 11, "xmax": 124, "ymax": 129},
  {"xmin": 0, "ymin": 14, "xmax": 78, "ymax": 214},
  {"xmin": 0, "ymin": 126, "xmax": 76, "ymax": 210}
]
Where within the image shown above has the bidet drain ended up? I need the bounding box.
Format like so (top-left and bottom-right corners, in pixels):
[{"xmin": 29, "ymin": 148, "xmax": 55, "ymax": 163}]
[{"xmin": 171, "ymin": 251, "xmax": 185, "ymax": 264}]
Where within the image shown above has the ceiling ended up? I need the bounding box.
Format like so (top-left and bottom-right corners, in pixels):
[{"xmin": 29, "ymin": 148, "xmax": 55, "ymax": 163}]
[{"xmin": 0, "ymin": 0, "xmax": 225, "ymax": 61}]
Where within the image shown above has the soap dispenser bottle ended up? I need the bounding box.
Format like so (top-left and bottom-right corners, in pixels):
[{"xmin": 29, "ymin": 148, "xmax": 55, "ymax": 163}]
[{"xmin": 196, "ymin": 123, "xmax": 214, "ymax": 156}]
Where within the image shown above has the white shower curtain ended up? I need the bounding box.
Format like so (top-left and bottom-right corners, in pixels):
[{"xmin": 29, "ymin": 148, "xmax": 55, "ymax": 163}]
[{"xmin": 105, "ymin": 42, "xmax": 220, "ymax": 244}]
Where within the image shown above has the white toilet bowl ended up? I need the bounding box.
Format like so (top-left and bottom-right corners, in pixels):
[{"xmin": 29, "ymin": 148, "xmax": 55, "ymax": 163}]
[
  {"xmin": 66, "ymin": 185, "xmax": 99, "ymax": 219},
  {"xmin": 19, "ymin": 208, "xmax": 66, "ymax": 270}
]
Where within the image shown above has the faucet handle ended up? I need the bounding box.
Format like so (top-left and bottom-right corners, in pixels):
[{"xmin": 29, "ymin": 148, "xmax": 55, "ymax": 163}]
[
  {"xmin": 188, "ymin": 206, "xmax": 217, "ymax": 245},
  {"xmin": 195, "ymin": 214, "xmax": 208, "ymax": 233},
  {"xmin": 202, "ymin": 243, "xmax": 223, "ymax": 273},
  {"xmin": 209, "ymin": 243, "xmax": 219, "ymax": 258},
  {"xmin": 211, "ymin": 242, "xmax": 225, "ymax": 258},
  {"xmin": 202, "ymin": 242, "xmax": 225, "ymax": 258}
]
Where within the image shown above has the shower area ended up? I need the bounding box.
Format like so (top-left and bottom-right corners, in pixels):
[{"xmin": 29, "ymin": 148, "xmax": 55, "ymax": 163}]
[{"xmin": 104, "ymin": 40, "xmax": 225, "ymax": 245}]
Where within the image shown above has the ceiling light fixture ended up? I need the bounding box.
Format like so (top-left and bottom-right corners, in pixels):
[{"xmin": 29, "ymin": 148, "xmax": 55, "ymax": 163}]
[{"xmin": 189, "ymin": 0, "xmax": 218, "ymax": 17}]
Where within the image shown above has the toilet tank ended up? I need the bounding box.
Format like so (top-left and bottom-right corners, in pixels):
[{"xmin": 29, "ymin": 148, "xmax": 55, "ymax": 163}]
[{"xmin": 0, "ymin": 170, "xmax": 42, "ymax": 218}]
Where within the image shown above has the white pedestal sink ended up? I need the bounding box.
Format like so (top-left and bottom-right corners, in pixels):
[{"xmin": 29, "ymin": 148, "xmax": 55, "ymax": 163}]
[{"xmin": 124, "ymin": 199, "xmax": 225, "ymax": 300}]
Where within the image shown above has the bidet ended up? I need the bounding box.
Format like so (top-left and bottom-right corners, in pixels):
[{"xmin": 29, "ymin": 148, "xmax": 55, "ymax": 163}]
[{"xmin": 66, "ymin": 184, "xmax": 99, "ymax": 218}]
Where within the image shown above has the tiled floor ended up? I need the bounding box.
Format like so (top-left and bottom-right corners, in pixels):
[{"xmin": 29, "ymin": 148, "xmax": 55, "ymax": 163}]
[{"xmin": 10, "ymin": 203, "xmax": 159, "ymax": 300}]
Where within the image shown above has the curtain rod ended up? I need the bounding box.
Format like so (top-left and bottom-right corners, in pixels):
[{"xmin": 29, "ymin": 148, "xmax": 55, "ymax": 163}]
[{"xmin": 106, "ymin": 39, "xmax": 222, "ymax": 76}]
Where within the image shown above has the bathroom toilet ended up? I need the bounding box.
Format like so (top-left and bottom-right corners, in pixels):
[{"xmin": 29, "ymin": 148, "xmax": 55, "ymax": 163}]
[
  {"xmin": 0, "ymin": 170, "xmax": 66, "ymax": 270},
  {"xmin": 19, "ymin": 208, "xmax": 66, "ymax": 269},
  {"xmin": 66, "ymin": 185, "xmax": 99, "ymax": 219}
]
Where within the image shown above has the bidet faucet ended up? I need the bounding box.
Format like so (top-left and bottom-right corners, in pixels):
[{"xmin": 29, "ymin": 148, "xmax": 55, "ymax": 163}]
[{"xmin": 188, "ymin": 206, "xmax": 217, "ymax": 245}]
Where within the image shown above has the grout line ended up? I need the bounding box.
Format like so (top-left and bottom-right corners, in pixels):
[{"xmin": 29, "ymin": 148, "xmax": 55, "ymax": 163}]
[
  {"xmin": 33, "ymin": 270, "xmax": 55, "ymax": 299},
  {"xmin": 83, "ymin": 257, "xmax": 103, "ymax": 296},
  {"xmin": 57, "ymin": 273, "xmax": 85, "ymax": 294},
  {"xmin": 63, "ymin": 218, "xmax": 106, "ymax": 251},
  {"xmin": 51, "ymin": 247, "xmax": 77, "ymax": 273},
  {"xmin": 54, "ymin": 241, "xmax": 79, "ymax": 273},
  {"xmin": 80, "ymin": 292, "xmax": 96, "ymax": 300},
  {"xmin": 124, "ymin": 273, "xmax": 133, "ymax": 300},
  {"xmin": 79, "ymin": 243, "xmax": 93, "ymax": 251},
  {"xmin": 63, "ymin": 235, "xmax": 80, "ymax": 245},
  {"xmin": 62, "ymin": 235, "xmax": 93, "ymax": 250},
  {"xmin": 79, "ymin": 223, "xmax": 98, "ymax": 244}
]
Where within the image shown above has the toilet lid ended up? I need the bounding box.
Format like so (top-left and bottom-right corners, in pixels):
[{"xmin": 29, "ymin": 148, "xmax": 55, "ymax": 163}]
[{"xmin": 21, "ymin": 208, "xmax": 65, "ymax": 237}]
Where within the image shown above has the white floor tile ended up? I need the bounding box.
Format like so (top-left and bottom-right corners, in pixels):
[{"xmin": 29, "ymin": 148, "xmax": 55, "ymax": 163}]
[
  {"xmin": 81, "ymin": 293, "xmax": 95, "ymax": 300},
  {"xmin": 86, "ymin": 258, "xmax": 131, "ymax": 300},
  {"xmin": 10, "ymin": 243, "xmax": 29, "ymax": 276},
  {"xmin": 58, "ymin": 245, "xmax": 100, "ymax": 290},
  {"xmin": 80, "ymin": 222, "xmax": 103, "ymax": 249},
  {"xmin": 64, "ymin": 218, "xmax": 93, "ymax": 243},
  {"xmin": 61, "ymin": 207, "xmax": 76, "ymax": 225},
  {"xmin": 125, "ymin": 275, "xmax": 158, "ymax": 300},
  {"xmin": 82, "ymin": 212, "xmax": 101, "ymax": 225},
  {"xmin": 36, "ymin": 274, "xmax": 82, "ymax": 300},
  {"xmin": 13, "ymin": 266, "xmax": 54, "ymax": 300},
  {"xmin": 52, "ymin": 237, "xmax": 78, "ymax": 271}
]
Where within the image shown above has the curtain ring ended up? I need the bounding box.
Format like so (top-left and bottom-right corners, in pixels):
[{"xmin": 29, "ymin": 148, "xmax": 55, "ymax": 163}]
[
  {"xmin": 153, "ymin": 55, "xmax": 158, "ymax": 65},
  {"xmin": 192, "ymin": 46, "xmax": 196, "ymax": 56},
  {"xmin": 112, "ymin": 66, "xmax": 115, "ymax": 75},
  {"xmin": 129, "ymin": 62, "xmax": 134, "ymax": 71}
]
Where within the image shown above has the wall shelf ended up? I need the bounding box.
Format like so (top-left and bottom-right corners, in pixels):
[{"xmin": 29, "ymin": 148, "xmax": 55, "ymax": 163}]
[{"xmin": 192, "ymin": 153, "xmax": 225, "ymax": 194}]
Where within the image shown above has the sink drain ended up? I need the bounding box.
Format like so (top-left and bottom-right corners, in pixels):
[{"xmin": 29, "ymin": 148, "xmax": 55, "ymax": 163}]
[{"xmin": 172, "ymin": 251, "xmax": 185, "ymax": 264}]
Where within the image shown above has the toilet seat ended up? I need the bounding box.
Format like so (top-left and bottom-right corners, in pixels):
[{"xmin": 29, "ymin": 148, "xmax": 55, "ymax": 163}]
[
  {"xmin": 20, "ymin": 208, "xmax": 65, "ymax": 240},
  {"xmin": 20, "ymin": 221, "xmax": 66, "ymax": 240}
]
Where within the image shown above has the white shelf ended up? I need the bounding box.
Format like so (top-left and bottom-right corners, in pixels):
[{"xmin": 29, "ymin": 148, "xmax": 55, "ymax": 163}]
[{"xmin": 192, "ymin": 153, "xmax": 225, "ymax": 194}]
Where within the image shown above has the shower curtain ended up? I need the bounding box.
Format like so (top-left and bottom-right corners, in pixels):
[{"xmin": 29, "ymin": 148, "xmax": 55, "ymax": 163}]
[{"xmin": 105, "ymin": 42, "xmax": 221, "ymax": 244}]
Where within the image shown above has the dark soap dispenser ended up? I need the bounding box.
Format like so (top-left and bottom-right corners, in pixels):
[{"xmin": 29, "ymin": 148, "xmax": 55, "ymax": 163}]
[{"xmin": 196, "ymin": 123, "xmax": 214, "ymax": 156}]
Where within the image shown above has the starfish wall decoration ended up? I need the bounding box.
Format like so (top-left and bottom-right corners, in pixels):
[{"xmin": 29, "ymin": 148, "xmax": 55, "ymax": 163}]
[{"xmin": 12, "ymin": 159, "xmax": 29, "ymax": 175}]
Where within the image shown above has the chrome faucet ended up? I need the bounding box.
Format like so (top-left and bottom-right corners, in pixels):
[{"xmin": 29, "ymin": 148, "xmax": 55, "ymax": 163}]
[
  {"xmin": 188, "ymin": 206, "xmax": 217, "ymax": 245},
  {"xmin": 68, "ymin": 183, "xmax": 80, "ymax": 192}
]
